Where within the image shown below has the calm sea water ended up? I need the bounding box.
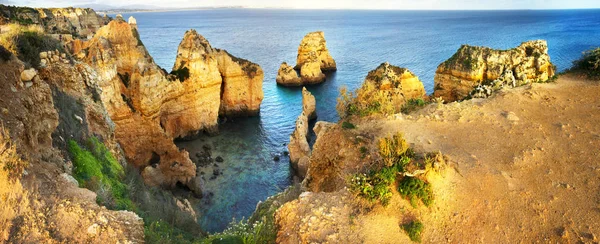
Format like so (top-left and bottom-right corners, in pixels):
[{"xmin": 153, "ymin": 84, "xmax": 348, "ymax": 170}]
[{"xmin": 115, "ymin": 9, "xmax": 600, "ymax": 232}]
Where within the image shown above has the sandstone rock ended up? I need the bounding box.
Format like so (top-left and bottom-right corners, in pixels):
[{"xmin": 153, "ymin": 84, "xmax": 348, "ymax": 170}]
[
  {"xmin": 288, "ymin": 111, "xmax": 310, "ymax": 175},
  {"xmin": 20, "ymin": 68, "xmax": 37, "ymax": 82},
  {"xmin": 128, "ymin": 16, "xmax": 137, "ymax": 26},
  {"xmin": 295, "ymin": 31, "xmax": 336, "ymax": 71},
  {"xmin": 299, "ymin": 51, "xmax": 326, "ymax": 84},
  {"xmin": 61, "ymin": 173, "xmax": 79, "ymax": 186},
  {"xmin": 302, "ymin": 87, "xmax": 317, "ymax": 120},
  {"xmin": 39, "ymin": 51, "xmax": 48, "ymax": 59},
  {"xmin": 276, "ymin": 62, "xmax": 302, "ymax": 86},
  {"xmin": 434, "ymin": 40, "xmax": 555, "ymax": 102}
]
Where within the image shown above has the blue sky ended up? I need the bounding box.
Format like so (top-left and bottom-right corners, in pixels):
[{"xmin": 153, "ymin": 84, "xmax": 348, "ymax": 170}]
[{"xmin": 3, "ymin": 0, "xmax": 600, "ymax": 10}]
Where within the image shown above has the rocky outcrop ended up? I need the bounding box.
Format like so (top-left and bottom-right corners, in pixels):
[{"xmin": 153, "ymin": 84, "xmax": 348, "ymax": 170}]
[
  {"xmin": 72, "ymin": 20, "xmax": 263, "ymax": 189},
  {"xmin": 277, "ymin": 31, "xmax": 336, "ymax": 86},
  {"xmin": 302, "ymin": 87, "xmax": 316, "ymax": 120},
  {"xmin": 0, "ymin": 5, "xmax": 109, "ymax": 38},
  {"xmin": 295, "ymin": 31, "xmax": 336, "ymax": 71},
  {"xmin": 433, "ymin": 40, "xmax": 555, "ymax": 102},
  {"xmin": 288, "ymin": 88, "xmax": 317, "ymax": 178},
  {"xmin": 276, "ymin": 62, "xmax": 302, "ymax": 86},
  {"xmin": 0, "ymin": 47, "xmax": 144, "ymax": 243},
  {"xmin": 340, "ymin": 62, "xmax": 426, "ymax": 117}
]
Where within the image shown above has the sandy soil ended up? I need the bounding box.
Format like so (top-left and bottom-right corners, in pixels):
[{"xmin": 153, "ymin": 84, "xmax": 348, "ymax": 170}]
[{"xmin": 276, "ymin": 75, "xmax": 600, "ymax": 243}]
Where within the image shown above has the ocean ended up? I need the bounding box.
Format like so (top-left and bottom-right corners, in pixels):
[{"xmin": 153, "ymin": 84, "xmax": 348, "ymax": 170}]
[{"xmin": 115, "ymin": 9, "xmax": 600, "ymax": 232}]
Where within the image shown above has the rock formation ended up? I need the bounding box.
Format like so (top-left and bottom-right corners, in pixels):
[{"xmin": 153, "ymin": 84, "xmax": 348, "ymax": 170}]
[
  {"xmin": 341, "ymin": 62, "xmax": 426, "ymax": 117},
  {"xmin": 0, "ymin": 5, "xmax": 109, "ymax": 38},
  {"xmin": 71, "ymin": 20, "xmax": 263, "ymax": 190},
  {"xmin": 276, "ymin": 62, "xmax": 302, "ymax": 86},
  {"xmin": 277, "ymin": 31, "xmax": 336, "ymax": 86},
  {"xmin": 295, "ymin": 31, "xmax": 336, "ymax": 71},
  {"xmin": 433, "ymin": 40, "xmax": 555, "ymax": 102},
  {"xmin": 288, "ymin": 87, "xmax": 317, "ymax": 178}
]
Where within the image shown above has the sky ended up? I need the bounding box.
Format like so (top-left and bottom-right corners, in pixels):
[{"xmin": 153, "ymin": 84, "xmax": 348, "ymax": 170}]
[{"xmin": 2, "ymin": 0, "xmax": 600, "ymax": 10}]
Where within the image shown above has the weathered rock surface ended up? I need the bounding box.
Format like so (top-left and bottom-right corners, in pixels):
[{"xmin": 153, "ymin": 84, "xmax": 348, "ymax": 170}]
[
  {"xmin": 0, "ymin": 5, "xmax": 109, "ymax": 38},
  {"xmin": 302, "ymin": 87, "xmax": 316, "ymax": 120},
  {"xmin": 276, "ymin": 62, "xmax": 302, "ymax": 86},
  {"xmin": 295, "ymin": 31, "xmax": 336, "ymax": 71},
  {"xmin": 72, "ymin": 21, "xmax": 263, "ymax": 189},
  {"xmin": 288, "ymin": 88, "xmax": 317, "ymax": 178},
  {"xmin": 278, "ymin": 31, "xmax": 336, "ymax": 86},
  {"xmin": 433, "ymin": 40, "xmax": 555, "ymax": 102},
  {"xmin": 364, "ymin": 62, "xmax": 426, "ymax": 105}
]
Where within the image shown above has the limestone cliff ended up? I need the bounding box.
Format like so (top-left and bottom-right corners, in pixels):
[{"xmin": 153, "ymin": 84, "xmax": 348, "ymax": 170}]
[
  {"xmin": 295, "ymin": 31, "xmax": 336, "ymax": 71},
  {"xmin": 73, "ymin": 20, "xmax": 263, "ymax": 189},
  {"xmin": 0, "ymin": 5, "xmax": 109, "ymax": 38},
  {"xmin": 0, "ymin": 46, "xmax": 144, "ymax": 243},
  {"xmin": 172, "ymin": 29, "xmax": 264, "ymax": 118},
  {"xmin": 433, "ymin": 40, "xmax": 555, "ymax": 102},
  {"xmin": 288, "ymin": 88, "xmax": 317, "ymax": 178}
]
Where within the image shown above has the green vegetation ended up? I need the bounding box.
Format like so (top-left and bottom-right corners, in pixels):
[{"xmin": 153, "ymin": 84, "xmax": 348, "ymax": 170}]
[
  {"xmin": 171, "ymin": 66, "xmax": 190, "ymax": 82},
  {"xmin": 341, "ymin": 121, "xmax": 356, "ymax": 129},
  {"xmin": 0, "ymin": 24, "xmax": 63, "ymax": 68},
  {"xmin": 68, "ymin": 137, "xmax": 134, "ymax": 210},
  {"xmin": 401, "ymin": 220, "xmax": 424, "ymax": 243},
  {"xmin": 203, "ymin": 185, "xmax": 301, "ymax": 244},
  {"xmin": 398, "ymin": 177, "xmax": 433, "ymax": 208},
  {"xmin": 350, "ymin": 133, "xmax": 435, "ymax": 209},
  {"xmin": 401, "ymin": 98, "xmax": 428, "ymax": 114},
  {"xmin": 336, "ymin": 84, "xmax": 395, "ymax": 118},
  {"xmin": 0, "ymin": 45, "xmax": 13, "ymax": 62},
  {"xmin": 571, "ymin": 47, "xmax": 600, "ymax": 80}
]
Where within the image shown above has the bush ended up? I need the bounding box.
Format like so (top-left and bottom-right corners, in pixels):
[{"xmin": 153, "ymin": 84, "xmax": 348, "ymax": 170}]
[
  {"xmin": 349, "ymin": 164, "xmax": 398, "ymax": 206},
  {"xmin": 401, "ymin": 98, "xmax": 427, "ymax": 114},
  {"xmin": 398, "ymin": 176, "xmax": 433, "ymax": 208},
  {"xmin": 341, "ymin": 121, "xmax": 356, "ymax": 129},
  {"xmin": 144, "ymin": 219, "xmax": 198, "ymax": 244},
  {"xmin": 378, "ymin": 133, "xmax": 410, "ymax": 167},
  {"xmin": 401, "ymin": 220, "xmax": 424, "ymax": 243},
  {"xmin": 0, "ymin": 24, "xmax": 62, "ymax": 68},
  {"xmin": 0, "ymin": 45, "xmax": 12, "ymax": 62},
  {"xmin": 572, "ymin": 47, "xmax": 600, "ymax": 80},
  {"xmin": 0, "ymin": 127, "xmax": 28, "ymax": 181},
  {"xmin": 68, "ymin": 137, "xmax": 134, "ymax": 211}
]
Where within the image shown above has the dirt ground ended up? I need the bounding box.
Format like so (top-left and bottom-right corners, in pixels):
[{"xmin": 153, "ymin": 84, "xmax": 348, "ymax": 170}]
[{"xmin": 276, "ymin": 74, "xmax": 600, "ymax": 243}]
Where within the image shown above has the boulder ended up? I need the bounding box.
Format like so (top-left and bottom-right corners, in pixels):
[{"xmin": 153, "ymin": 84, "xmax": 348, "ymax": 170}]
[
  {"xmin": 276, "ymin": 62, "xmax": 302, "ymax": 86},
  {"xmin": 20, "ymin": 68, "xmax": 37, "ymax": 82},
  {"xmin": 433, "ymin": 40, "xmax": 555, "ymax": 102},
  {"xmin": 299, "ymin": 51, "xmax": 326, "ymax": 84}
]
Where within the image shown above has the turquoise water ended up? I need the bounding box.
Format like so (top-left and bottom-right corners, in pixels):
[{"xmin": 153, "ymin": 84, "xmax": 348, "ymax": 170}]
[{"xmin": 116, "ymin": 9, "xmax": 600, "ymax": 232}]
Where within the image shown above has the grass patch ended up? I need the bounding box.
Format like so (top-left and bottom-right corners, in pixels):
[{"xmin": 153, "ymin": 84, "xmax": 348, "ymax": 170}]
[
  {"xmin": 67, "ymin": 137, "xmax": 134, "ymax": 211},
  {"xmin": 401, "ymin": 220, "xmax": 424, "ymax": 243},
  {"xmin": 378, "ymin": 133, "xmax": 410, "ymax": 167},
  {"xmin": 401, "ymin": 98, "xmax": 428, "ymax": 114},
  {"xmin": 341, "ymin": 121, "xmax": 356, "ymax": 129},
  {"xmin": 0, "ymin": 24, "xmax": 63, "ymax": 68},
  {"xmin": 398, "ymin": 177, "xmax": 433, "ymax": 208},
  {"xmin": 571, "ymin": 47, "xmax": 600, "ymax": 80},
  {"xmin": 349, "ymin": 165, "xmax": 397, "ymax": 206}
]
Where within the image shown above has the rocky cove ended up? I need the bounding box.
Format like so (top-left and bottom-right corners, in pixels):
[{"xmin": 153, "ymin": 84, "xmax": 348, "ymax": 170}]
[{"xmin": 1, "ymin": 5, "xmax": 600, "ymax": 244}]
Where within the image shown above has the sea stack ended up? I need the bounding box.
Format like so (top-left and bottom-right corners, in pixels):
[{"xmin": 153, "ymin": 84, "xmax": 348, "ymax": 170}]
[
  {"xmin": 276, "ymin": 31, "xmax": 336, "ymax": 86},
  {"xmin": 433, "ymin": 40, "xmax": 555, "ymax": 102},
  {"xmin": 288, "ymin": 87, "xmax": 317, "ymax": 178}
]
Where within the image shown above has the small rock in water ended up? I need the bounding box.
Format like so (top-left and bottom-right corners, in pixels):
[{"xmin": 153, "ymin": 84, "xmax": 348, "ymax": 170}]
[
  {"xmin": 200, "ymin": 171, "xmax": 205, "ymax": 175},
  {"xmin": 215, "ymin": 156, "xmax": 224, "ymax": 162},
  {"xmin": 195, "ymin": 152, "xmax": 202, "ymax": 158},
  {"xmin": 283, "ymin": 151, "xmax": 289, "ymax": 156},
  {"xmin": 214, "ymin": 163, "xmax": 219, "ymax": 167},
  {"xmin": 209, "ymin": 175, "xmax": 216, "ymax": 180},
  {"xmin": 273, "ymin": 155, "xmax": 280, "ymax": 161},
  {"xmin": 213, "ymin": 169, "xmax": 220, "ymax": 176},
  {"xmin": 203, "ymin": 145, "xmax": 211, "ymax": 151}
]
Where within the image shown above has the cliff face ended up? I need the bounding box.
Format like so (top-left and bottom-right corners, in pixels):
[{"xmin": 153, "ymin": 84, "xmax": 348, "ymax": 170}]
[
  {"xmin": 73, "ymin": 21, "xmax": 263, "ymax": 189},
  {"xmin": 363, "ymin": 62, "xmax": 426, "ymax": 103},
  {"xmin": 277, "ymin": 31, "xmax": 336, "ymax": 86},
  {"xmin": 0, "ymin": 5, "xmax": 109, "ymax": 38},
  {"xmin": 0, "ymin": 47, "xmax": 144, "ymax": 243},
  {"xmin": 173, "ymin": 30, "xmax": 264, "ymax": 118},
  {"xmin": 433, "ymin": 40, "xmax": 555, "ymax": 102}
]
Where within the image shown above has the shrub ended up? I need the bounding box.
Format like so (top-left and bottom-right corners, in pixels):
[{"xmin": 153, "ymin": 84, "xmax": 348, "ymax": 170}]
[
  {"xmin": 349, "ymin": 164, "xmax": 397, "ymax": 206},
  {"xmin": 401, "ymin": 220, "xmax": 424, "ymax": 243},
  {"xmin": 0, "ymin": 45, "xmax": 12, "ymax": 62},
  {"xmin": 398, "ymin": 176, "xmax": 433, "ymax": 208},
  {"xmin": 378, "ymin": 133, "xmax": 409, "ymax": 167},
  {"xmin": 0, "ymin": 127, "xmax": 28, "ymax": 181},
  {"xmin": 341, "ymin": 121, "xmax": 356, "ymax": 129},
  {"xmin": 0, "ymin": 24, "xmax": 62, "ymax": 68},
  {"xmin": 401, "ymin": 98, "xmax": 427, "ymax": 114},
  {"xmin": 572, "ymin": 47, "xmax": 600, "ymax": 80},
  {"xmin": 68, "ymin": 137, "xmax": 134, "ymax": 211},
  {"xmin": 144, "ymin": 219, "xmax": 197, "ymax": 244}
]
